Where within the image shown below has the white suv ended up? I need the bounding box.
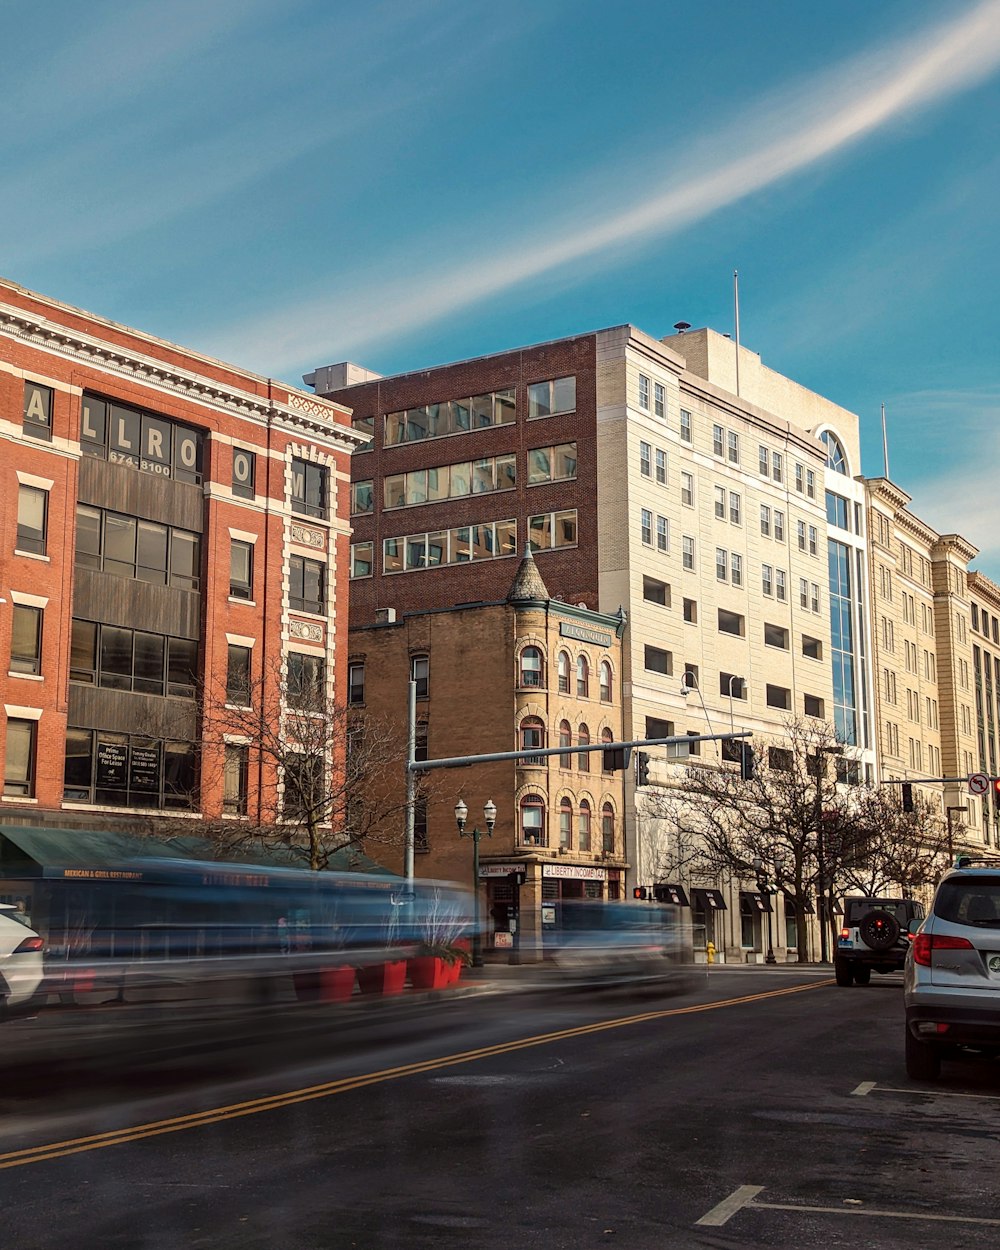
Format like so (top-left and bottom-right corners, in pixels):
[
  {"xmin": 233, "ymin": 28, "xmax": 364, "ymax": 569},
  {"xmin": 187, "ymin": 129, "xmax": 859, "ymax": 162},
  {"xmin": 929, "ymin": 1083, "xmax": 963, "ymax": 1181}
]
[{"xmin": 0, "ymin": 904, "xmax": 44, "ymax": 1015}]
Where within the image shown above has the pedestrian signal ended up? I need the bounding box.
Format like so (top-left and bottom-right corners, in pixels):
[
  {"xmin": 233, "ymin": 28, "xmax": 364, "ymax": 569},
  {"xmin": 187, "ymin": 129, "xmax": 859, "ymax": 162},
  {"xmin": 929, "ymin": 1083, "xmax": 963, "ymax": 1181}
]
[{"xmin": 902, "ymin": 782, "xmax": 914, "ymax": 813}]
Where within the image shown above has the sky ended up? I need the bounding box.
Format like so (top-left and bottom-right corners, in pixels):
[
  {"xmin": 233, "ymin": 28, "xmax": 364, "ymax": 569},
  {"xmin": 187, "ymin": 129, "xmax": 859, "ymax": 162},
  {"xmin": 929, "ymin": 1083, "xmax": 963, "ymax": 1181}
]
[{"xmin": 3, "ymin": 0, "xmax": 1000, "ymax": 574}]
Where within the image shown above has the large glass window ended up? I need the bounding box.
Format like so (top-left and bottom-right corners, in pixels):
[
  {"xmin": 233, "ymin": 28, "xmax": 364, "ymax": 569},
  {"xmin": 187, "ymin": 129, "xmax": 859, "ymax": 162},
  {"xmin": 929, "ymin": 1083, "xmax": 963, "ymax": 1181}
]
[
  {"xmin": 386, "ymin": 388, "xmax": 515, "ymax": 445},
  {"xmin": 351, "ymin": 480, "xmax": 374, "ymax": 514},
  {"xmin": 74, "ymin": 505, "xmax": 201, "ymax": 590},
  {"xmin": 16, "ymin": 486, "xmax": 47, "ymax": 555},
  {"xmin": 230, "ymin": 540, "xmax": 254, "ymax": 600},
  {"xmin": 289, "ymin": 555, "xmax": 325, "ymax": 613},
  {"xmin": 528, "ymin": 443, "xmax": 577, "ymax": 485},
  {"xmin": 826, "ymin": 491, "xmax": 850, "ymax": 531},
  {"xmin": 528, "ymin": 376, "xmax": 576, "ymax": 418},
  {"xmin": 383, "ymin": 519, "xmax": 517, "ymax": 573},
  {"xmin": 69, "ymin": 621, "xmax": 197, "ymax": 698},
  {"xmin": 288, "ymin": 652, "xmax": 325, "ymax": 710},
  {"xmin": 10, "ymin": 605, "xmax": 42, "ymax": 675},
  {"xmin": 519, "ymin": 646, "xmax": 543, "ymax": 688},
  {"xmin": 829, "ymin": 539, "xmax": 858, "ymax": 745},
  {"xmin": 291, "ymin": 458, "xmax": 329, "ymax": 519},
  {"xmin": 520, "ymin": 795, "xmax": 546, "ymax": 846},
  {"xmin": 520, "ymin": 717, "xmax": 545, "ymax": 766},
  {"xmin": 821, "ymin": 430, "xmax": 848, "ymax": 474},
  {"xmin": 80, "ymin": 392, "xmax": 203, "ymax": 484},
  {"xmin": 350, "ymin": 543, "xmax": 373, "ymax": 580},
  {"xmin": 63, "ymin": 729, "xmax": 197, "ymax": 809},
  {"xmin": 4, "ymin": 719, "xmax": 36, "ymax": 797},
  {"xmin": 529, "ymin": 509, "xmax": 578, "ymax": 553}
]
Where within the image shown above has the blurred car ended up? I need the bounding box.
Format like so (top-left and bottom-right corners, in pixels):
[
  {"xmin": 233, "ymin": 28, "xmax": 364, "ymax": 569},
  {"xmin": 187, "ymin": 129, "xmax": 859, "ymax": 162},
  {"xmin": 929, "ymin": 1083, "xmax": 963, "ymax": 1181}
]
[
  {"xmin": 835, "ymin": 896, "xmax": 924, "ymax": 986},
  {"xmin": 0, "ymin": 904, "xmax": 44, "ymax": 1015},
  {"xmin": 548, "ymin": 899, "xmax": 702, "ymax": 993},
  {"xmin": 904, "ymin": 859, "xmax": 1000, "ymax": 1080}
]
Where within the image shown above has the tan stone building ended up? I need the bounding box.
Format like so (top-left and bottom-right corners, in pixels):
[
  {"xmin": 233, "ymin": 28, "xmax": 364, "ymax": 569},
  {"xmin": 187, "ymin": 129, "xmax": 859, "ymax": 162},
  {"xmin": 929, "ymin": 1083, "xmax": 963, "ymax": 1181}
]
[
  {"xmin": 348, "ymin": 549, "xmax": 626, "ymax": 957},
  {"xmin": 865, "ymin": 478, "xmax": 981, "ymax": 851},
  {"xmin": 965, "ymin": 571, "xmax": 1000, "ymax": 848}
]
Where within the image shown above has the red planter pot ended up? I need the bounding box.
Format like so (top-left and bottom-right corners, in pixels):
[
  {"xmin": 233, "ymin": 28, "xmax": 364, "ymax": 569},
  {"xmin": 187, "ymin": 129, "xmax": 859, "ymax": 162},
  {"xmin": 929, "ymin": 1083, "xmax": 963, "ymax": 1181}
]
[
  {"xmin": 357, "ymin": 959, "xmax": 408, "ymax": 996},
  {"xmin": 408, "ymin": 956, "xmax": 450, "ymax": 990},
  {"xmin": 319, "ymin": 966, "xmax": 356, "ymax": 1002}
]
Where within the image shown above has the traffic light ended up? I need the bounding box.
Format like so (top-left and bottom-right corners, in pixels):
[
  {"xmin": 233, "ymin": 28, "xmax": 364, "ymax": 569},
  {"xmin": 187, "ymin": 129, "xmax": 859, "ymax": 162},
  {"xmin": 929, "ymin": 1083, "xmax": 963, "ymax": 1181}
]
[
  {"xmin": 633, "ymin": 886, "xmax": 648, "ymax": 900},
  {"xmin": 740, "ymin": 743, "xmax": 755, "ymax": 781},
  {"xmin": 636, "ymin": 751, "xmax": 650, "ymax": 787},
  {"xmin": 902, "ymin": 782, "xmax": 914, "ymax": 813},
  {"xmin": 993, "ymin": 778, "xmax": 1000, "ymax": 802},
  {"xmin": 602, "ymin": 746, "xmax": 632, "ymax": 772}
]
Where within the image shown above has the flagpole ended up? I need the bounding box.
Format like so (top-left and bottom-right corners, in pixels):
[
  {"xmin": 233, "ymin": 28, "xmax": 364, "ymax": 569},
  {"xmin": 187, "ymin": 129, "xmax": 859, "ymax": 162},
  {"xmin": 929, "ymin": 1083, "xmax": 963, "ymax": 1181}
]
[
  {"xmin": 733, "ymin": 269, "xmax": 741, "ymax": 398},
  {"xmin": 881, "ymin": 402, "xmax": 890, "ymax": 478}
]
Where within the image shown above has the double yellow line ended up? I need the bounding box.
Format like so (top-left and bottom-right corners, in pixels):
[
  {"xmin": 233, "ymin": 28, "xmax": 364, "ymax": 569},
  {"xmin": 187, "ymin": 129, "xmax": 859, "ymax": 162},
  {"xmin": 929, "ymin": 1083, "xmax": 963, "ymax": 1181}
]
[{"xmin": 0, "ymin": 978, "xmax": 831, "ymax": 1171}]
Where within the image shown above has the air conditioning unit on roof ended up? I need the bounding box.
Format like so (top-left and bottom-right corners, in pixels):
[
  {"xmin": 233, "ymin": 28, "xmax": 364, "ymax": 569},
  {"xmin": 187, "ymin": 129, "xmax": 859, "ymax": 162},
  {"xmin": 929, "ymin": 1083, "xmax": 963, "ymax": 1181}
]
[{"xmin": 374, "ymin": 608, "xmax": 397, "ymax": 624}]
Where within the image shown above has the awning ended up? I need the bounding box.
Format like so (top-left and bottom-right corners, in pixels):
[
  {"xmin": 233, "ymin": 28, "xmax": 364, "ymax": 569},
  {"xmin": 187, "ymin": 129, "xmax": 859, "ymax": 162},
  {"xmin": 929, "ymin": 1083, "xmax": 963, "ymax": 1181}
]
[
  {"xmin": 783, "ymin": 891, "xmax": 816, "ymax": 915},
  {"xmin": 692, "ymin": 887, "xmax": 727, "ymax": 911},
  {"xmin": 655, "ymin": 883, "xmax": 690, "ymax": 907},
  {"xmin": 0, "ymin": 826, "xmax": 394, "ymax": 880},
  {"xmin": 740, "ymin": 890, "xmax": 773, "ymax": 915}
]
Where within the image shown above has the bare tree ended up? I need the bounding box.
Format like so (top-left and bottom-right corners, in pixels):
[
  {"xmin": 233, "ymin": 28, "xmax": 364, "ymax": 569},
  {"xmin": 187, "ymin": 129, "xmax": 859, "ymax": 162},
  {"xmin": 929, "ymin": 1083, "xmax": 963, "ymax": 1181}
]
[{"xmin": 191, "ymin": 656, "xmax": 420, "ymax": 871}]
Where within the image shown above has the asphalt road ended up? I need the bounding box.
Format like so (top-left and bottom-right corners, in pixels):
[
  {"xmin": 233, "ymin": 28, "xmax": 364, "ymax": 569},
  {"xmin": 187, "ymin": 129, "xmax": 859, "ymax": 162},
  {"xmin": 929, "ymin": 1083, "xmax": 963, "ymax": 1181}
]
[{"xmin": 2, "ymin": 966, "xmax": 999, "ymax": 1249}]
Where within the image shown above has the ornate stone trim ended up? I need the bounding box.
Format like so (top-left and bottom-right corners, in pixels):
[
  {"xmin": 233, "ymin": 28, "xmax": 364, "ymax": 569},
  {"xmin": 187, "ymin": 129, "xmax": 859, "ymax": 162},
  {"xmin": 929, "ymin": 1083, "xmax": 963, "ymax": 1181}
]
[{"xmin": 288, "ymin": 619, "xmax": 324, "ymax": 644}]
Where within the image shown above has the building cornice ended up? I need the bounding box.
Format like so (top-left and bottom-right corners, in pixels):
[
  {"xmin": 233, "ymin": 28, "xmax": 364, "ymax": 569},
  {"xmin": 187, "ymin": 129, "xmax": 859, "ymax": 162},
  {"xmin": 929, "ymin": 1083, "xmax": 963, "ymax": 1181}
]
[
  {"xmin": 933, "ymin": 533, "xmax": 980, "ymax": 565},
  {"xmin": 968, "ymin": 570, "xmax": 1000, "ymax": 610},
  {"xmin": 0, "ymin": 292, "xmax": 368, "ymax": 453}
]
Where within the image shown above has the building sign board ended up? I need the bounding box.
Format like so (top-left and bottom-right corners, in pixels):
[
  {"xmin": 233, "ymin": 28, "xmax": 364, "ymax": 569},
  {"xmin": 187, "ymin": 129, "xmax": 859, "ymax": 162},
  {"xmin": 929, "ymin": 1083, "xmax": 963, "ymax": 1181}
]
[
  {"xmin": 542, "ymin": 864, "xmax": 608, "ymax": 881},
  {"xmin": 479, "ymin": 863, "xmax": 527, "ymax": 878},
  {"xmin": 559, "ymin": 622, "xmax": 612, "ymax": 649}
]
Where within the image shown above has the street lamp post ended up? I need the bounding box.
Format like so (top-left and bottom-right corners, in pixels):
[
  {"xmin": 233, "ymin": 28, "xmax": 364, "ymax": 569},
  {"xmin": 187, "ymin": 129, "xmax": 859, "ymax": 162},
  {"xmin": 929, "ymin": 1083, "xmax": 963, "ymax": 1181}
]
[
  {"xmin": 455, "ymin": 798, "xmax": 497, "ymax": 969},
  {"xmin": 752, "ymin": 856, "xmax": 777, "ymax": 964},
  {"xmin": 814, "ymin": 745, "xmax": 844, "ymax": 964},
  {"xmin": 946, "ymin": 805, "xmax": 968, "ymax": 861}
]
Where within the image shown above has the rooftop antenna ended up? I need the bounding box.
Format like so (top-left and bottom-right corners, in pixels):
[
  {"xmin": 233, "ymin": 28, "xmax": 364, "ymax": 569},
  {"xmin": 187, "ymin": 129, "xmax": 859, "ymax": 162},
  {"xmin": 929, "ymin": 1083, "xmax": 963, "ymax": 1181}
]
[
  {"xmin": 881, "ymin": 402, "xmax": 890, "ymax": 478},
  {"xmin": 733, "ymin": 270, "xmax": 741, "ymax": 398}
]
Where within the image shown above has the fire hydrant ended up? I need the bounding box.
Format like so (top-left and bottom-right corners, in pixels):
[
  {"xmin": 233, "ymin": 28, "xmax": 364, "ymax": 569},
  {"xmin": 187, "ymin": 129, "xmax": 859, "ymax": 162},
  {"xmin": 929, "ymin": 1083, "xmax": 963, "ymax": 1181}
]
[{"xmin": 706, "ymin": 941, "xmax": 716, "ymax": 965}]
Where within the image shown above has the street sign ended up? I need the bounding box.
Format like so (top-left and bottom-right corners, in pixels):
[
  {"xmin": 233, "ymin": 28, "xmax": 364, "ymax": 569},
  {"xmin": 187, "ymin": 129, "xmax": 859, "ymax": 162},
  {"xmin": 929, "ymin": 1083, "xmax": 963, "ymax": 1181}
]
[{"xmin": 969, "ymin": 772, "xmax": 990, "ymax": 796}]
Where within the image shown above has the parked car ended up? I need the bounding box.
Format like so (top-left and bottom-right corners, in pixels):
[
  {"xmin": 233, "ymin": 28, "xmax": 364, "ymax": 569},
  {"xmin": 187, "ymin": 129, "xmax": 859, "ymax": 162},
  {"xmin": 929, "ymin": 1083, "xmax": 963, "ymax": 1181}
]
[
  {"xmin": 0, "ymin": 904, "xmax": 44, "ymax": 1016},
  {"xmin": 904, "ymin": 859, "xmax": 1000, "ymax": 1080},
  {"xmin": 834, "ymin": 896, "xmax": 924, "ymax": 986}
]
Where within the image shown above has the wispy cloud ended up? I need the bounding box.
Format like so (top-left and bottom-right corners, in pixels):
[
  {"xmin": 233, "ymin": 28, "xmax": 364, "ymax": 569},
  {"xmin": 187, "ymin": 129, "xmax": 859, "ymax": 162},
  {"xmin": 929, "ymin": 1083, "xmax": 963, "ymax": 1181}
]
[{"xmin": 205, "ymin": 0, "xmax": 1000, "ymax": 374}]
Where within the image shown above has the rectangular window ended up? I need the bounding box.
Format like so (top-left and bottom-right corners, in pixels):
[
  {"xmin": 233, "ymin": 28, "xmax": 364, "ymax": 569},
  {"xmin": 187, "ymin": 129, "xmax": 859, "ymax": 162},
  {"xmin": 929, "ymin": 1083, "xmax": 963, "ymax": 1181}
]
[
  {"xmin": 644, "ymin": 646, "xmax": 672, "ymax": 676},
  {"xmin": 226, "ymin": 644, "xmax": 252, "ymax": 705},
  {"xmin": 411, "ymin": 654, "xmax": 429, "ymax": 699},
  {"xmin": 795, "ymin": 463, "xmax": 804, "ymax": 493},
  {"xmin": 797, "ymin": 520, "xmax": 806, "ymax": 551},
  {"xmin": 348, "ymin": 661, "xmax": 365, "ymax": 705},
  {"xmin": 799, "ymin": 578, "xmax": 809, "ymax": 609},
  {"xmin": 682, "ymin": 535, "xmax": 695, "ymax": 571},
  {"xmin": 826, "ymin": 490, "xmax": 850, "ymax": 530},
  {"xmin": 233, "ymin": 448, "xmax": 256, "ymax": 499},
  {"xmin": 10, "ymin": 605, "xmax": 42, "ymax": 675},
  {"xmin": 683, "ymin": 598, "xmax": 697, "ymax": 624},
  {"xmin": 641, "ymin": 509, "xmax": 652, "ymax": 546},
  {"xmin": 729, "ymin": 492, "xmax": 741, "ymax": 525},
  {"xmin": 776, "ymin": 569, "xmax": 787, "ymax": 602},
  {"xmin": 758, "ymin": 445, "xmax": 769, "ymax": 476},
  {"xmin": 230, "ymin": 540, "xmax": 254, "ymax": 600},
  {"xmin": 808, "ymin": 525, "xmax": 818, "ymax": 556},
  {"xmin": 772, "ymin": 452, "xmax": 783, "ymax": 483},
  {"xmin": 654, "ymin": 382, "xmax": 665, "ymax": 418},
  {"xmin": 720, "ymin": 673, "xmax": 746, "ymax": 700},
  {"xmin": 4, "ymin": 719, "xmax": 36, "ymax": 796},
  {"xmin": 716, "ymin": 548, "xmax": 728, "ymax": 581},
  {"xmin": 762, "ymin": 564, "xmax": 773, "ymax": 596},
  {"xmin": 351, "ymin": 480, "xmax": 374, "ymax": 515},
  {"xmin": 764, "ymin": 623, "xmax": 789, "ymax": 650},
  {"xmin": 351, "ymin": 542, "xmax": 373, "ymax": 579},
  {"xmin": 718, "ymin": 609, "xmax": 745, "ymax": 637},
  {"xmin": 646, "ymin": 717, "xmax": 674, "ymax": 740},
  {"xmin": 288, "ymin": 652, "xmax": 325, "ymax": 711},
  {"xmin": 528, "ymin": 376, "xmax": 576, "ymax": 418},
  {"xmin": 638, "ymin": 374, "xmax": 650, "ymax": 409},
  {"xmin": 528, "ymin": 443, "xmax": 575, "ymax": 485},
  {"xmin": 291, "ymin": 458, "xmax": 329, "ymax": 519},
  {"xmin": 712, "ymin": 424, "xmax": 724, "ymax": 457},
  {"xmin": 643, "ymin": 576, "xmax": 669, "ymax": 606},
  {"xmin": 806, "ymin": 469, "xmax": 816, "ymax": 498},
  {"xmin": 655, "ymin": 448, "xmax": 666, "ymax": 484},
  {"xmin": 811, "ymin": 582, "xmax": 820, "ymax": 613},
  {"xmin": 656, "ymin": 515, "xmax": 668, "ymax": 552},
  {"xmin": 679, "ymin": 409, "xmax": 692, "ymax": 442},
  {"xmin": 727, "ymin": 430, "xmax": 739, "ymax": 464},
  {"xmin": 16, "ymin": 485, "xmax": 47, "ymax": 555},
  {"xmin": 760, "ymin": 505, "xmax": 771, "ymax": 537},
  {"xmin": 774, "ymin": 511, "xmax": 785, "ymax": 542},
  {"xmin": 681, "ymin": 472, "xmax": 693, "ymax": 506},
  {"xmin": 23, "ymin": 382, "xmax": 53, "ymax": 441},
  {"xmin": 289, "ymin": 555, "xmax": 325, "ymax": 614},
  {"xmin": 766, "ymin": 684, "xmax": 791, "ymax": 710},
  {"xmin": 223, "ymin": 744, "xmax": 249, "ymax": 815},
  {"xmin": 640, "ymin": 441, "xmax": 651, "ymax": 477},
  {"xmin": 802, "ymin": 635, "xmax": 823, "ymax": 661},
  {"xmin": 730, "ymin": 552, "xmax": 743, "ymax": 587},
  {"xmin": 714, "ymin": 486, "xmax": 726, "ymax": 519},
  {"xmin": 529, "ymin": 509, "xmax": 577, "ymax": 552}
]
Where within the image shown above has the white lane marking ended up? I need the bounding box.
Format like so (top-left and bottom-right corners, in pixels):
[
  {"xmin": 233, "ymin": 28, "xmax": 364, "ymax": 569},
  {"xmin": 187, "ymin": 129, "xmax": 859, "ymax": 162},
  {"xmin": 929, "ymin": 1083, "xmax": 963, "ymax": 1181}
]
[
  {"xmin": 695, "ymin": 1185, "xmax": 763, "ymax": 1226},
  {"xmin": 756, "ymin": 1200, "xmax": 1000, "ymax": 1227},
  {"xmin": 851, "ymin": 1081, "xmax": 876, "ymax": 1096},
  {"xmin": 874, "ymin": 1085, "xmax": 1000, "ymax": 1101}
]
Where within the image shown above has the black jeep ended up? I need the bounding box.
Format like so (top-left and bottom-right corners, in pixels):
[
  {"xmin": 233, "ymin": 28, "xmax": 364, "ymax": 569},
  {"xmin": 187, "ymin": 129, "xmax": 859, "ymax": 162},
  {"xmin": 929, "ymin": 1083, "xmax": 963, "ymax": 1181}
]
[{"xmin": 834, "ymin": 896, "xmax": 925, "ymax": 986}]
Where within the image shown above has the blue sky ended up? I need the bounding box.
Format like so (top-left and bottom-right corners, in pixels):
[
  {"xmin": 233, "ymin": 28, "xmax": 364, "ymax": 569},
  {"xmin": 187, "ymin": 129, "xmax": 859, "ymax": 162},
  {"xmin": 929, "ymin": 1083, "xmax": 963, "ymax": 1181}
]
[{"xmin": 4, "ymin": 0, "xmax": 1000, "ymax": 573}]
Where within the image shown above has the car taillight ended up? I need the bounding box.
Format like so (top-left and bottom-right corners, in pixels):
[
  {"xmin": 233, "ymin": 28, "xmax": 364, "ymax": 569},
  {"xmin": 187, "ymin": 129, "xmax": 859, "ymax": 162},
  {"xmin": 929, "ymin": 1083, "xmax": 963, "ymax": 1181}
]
[
  {"xmin": 13, "ymin": 936, "xmax": 43, "ymax": 953},
  {"xmin": 840, "ymin": 928, "xmax": 850, "ymax": 941},
  {"xmin": 912, "ymin": 932, "xmax": 973, "ymax": 966}
]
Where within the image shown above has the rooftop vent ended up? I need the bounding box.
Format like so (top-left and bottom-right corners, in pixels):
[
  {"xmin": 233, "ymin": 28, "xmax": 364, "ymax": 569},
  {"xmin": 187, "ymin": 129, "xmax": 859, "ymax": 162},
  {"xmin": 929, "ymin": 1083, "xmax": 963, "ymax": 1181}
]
[{"xmin": 673, "ymin": 322, "xmax": 691, "ymax": 334}]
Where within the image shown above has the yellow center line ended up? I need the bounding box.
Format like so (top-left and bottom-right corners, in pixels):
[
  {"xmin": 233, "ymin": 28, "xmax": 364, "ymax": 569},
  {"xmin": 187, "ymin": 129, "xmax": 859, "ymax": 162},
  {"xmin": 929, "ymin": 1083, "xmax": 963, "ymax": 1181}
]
[{"xmin": 0, "ymin": 978, "xmax": 832, "ymax": 1170}]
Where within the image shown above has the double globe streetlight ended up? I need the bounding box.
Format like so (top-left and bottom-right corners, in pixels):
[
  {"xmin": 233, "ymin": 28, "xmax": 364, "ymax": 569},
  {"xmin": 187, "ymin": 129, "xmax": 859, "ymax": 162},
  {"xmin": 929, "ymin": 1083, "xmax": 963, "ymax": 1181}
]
[{"xmin": 454, "ymin": 798, "xmax": 497, "ymax": 968}]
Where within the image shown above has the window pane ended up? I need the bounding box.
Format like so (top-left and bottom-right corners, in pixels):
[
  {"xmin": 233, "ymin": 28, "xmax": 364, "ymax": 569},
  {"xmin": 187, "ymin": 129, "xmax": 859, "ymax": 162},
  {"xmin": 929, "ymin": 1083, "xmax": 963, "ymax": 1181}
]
[
  {"xmin": 136, "ymin": 521, "xmax": 168, "ymax": 584},
  {"xmin": 170, "ymin": 531, "xmax": 200, "ymax": 590},
  {"xmin": 17, "ymin": 486, "xmax": 47, "ymax": 554},
  {"xmin": 167, "ymin": 638, "xmax": 198, "ymax": 697},
  {"xmin": 10, "ymin": 605, "xmax": 42, "ymax": 674},
  {"xmin": 63, "ymin": 727, "xmax": 93, "ymax": 800},
  {"xmin": 553, "ymin": 376, "xmax": 576, "ymax": 413},
  {"xmin": 132, "ymin": 632, "xmax": 165, "ymax": 694},
  {"xmin": 528, "ymin": 449, "xmax": 551, "ymax": 484},
  {"xmin": 70, "ymin": 619, "xmax": 97, "ymax": 683},
  {"xmin": 4, "ymin": 720, "xmax": 35, "ymax": 796},
  {"xmin": 75, "ymin": 505, "xmax": 102, "ymax": 568},
  {"xmin": 100, "ymin": 626, "xmax": 133, "ymax": 689},
  {"xmin": 104, "ymin": 513, "xmax": 136, "ymax": 576}
]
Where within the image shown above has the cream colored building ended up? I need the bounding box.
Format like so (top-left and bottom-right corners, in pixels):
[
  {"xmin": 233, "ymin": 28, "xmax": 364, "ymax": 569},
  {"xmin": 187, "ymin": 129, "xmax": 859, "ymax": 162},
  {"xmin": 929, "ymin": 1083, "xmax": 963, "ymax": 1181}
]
[{"xmin": 964, "ymin": 572, "xmax": 1000, "ymax": 848}]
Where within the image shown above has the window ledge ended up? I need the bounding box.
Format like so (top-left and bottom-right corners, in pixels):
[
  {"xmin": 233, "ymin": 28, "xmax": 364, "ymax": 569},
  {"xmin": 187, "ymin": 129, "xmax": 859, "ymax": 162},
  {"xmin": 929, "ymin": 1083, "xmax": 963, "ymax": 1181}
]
[
  {"xmin": 2, "ymin": 795, "xmax": 37, "ymax": 803},
  {"xmin": 7, "ymin": 671, "xmax": 43, "ymax": 681},
  {"xmin": 228, "ymin": 597, "xmax": 257, "ymax": 607},
  {"xmin": 14, "ymin": 551, "xmax": 50, "ymax": 562},
  {"xmin": 61, "ymin": 802, "xmax": 202, "ymax": 818}
]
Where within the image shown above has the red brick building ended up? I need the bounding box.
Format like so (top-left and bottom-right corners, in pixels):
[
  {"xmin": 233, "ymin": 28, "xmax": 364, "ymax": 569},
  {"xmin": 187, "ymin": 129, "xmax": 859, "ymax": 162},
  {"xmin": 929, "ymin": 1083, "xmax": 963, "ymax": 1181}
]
[{"xmin": 0, "ymin": 277, "xmax": 363, "ymax": 838}]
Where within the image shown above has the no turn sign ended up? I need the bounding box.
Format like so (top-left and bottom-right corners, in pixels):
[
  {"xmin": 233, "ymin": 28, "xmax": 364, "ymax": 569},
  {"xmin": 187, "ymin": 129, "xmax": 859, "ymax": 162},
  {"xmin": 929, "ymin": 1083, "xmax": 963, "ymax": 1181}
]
[{"xmin": 968, "ymin": 772, "xmax": 990, "ymax": 796}]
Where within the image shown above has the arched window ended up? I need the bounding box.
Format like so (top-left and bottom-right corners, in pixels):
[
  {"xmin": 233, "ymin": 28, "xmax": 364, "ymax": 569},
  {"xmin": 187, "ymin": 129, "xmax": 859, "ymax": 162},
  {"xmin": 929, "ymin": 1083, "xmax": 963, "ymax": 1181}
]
[
  {"xmin": 577, "ymin": 723, "xmax": 590, "ymax": 772},
  {"xmin": 576, "ymin": 654, "xmax": 589, "ymax": 697},
  {"xmin": 578, "ymin": 799, "xmax": 592, "ymax": 852},
  {"xmin": 820, "ymin": 430, "xmax": 848, "ymax": 475},
  {"xmin": 600, "ymin": 660, "xmax": 613, "ymax": 703},
  {"xmin": 520, "ymin": 716, "xmax": 545, "ymax": 766},
  {"xmin": 557, "ymin": 651, "xmax": 571, "ymax": 694},
  {"xmin": 559, "ymin": 720, "xmax": 573, "ymax": 769},
  {"xmin": 601, "ymin": 727, "xmax": 614, "ymax": 773},
  {"xmin": 559, "ymin": 798, "xmax": 573, "ymax": 849},
  {"xmin": 602, "ymin": 802, "xmax": 615, "ymax": 854},
  {"xmin": 520, "ymin": 795, "xmax": 546, "ymax": 846},
  {"xmin": 520, "ymin": 646, "xmax": 543, "ymax": 688}
]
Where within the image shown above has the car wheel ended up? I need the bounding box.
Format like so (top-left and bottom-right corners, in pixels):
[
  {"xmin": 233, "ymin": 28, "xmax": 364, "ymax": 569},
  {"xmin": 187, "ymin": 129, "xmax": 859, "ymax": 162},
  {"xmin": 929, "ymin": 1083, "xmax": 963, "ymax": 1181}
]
[
  {"xmin": 834, "ymin": 957, "xmax": 854, "ymax": 986},
  {"xmin": 853, "ymin": 965, "xmax": 871, "ymax": 985},
  {"xmin": 905, "ymin": 1028, "xmax": 941, "ymax": 1081},
  {"xmin": 859, "ymin": 910, "xmax": 901, "ymax": 952}
]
